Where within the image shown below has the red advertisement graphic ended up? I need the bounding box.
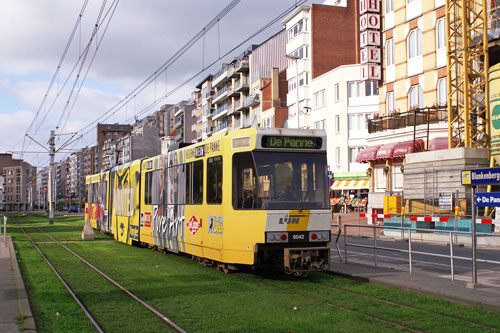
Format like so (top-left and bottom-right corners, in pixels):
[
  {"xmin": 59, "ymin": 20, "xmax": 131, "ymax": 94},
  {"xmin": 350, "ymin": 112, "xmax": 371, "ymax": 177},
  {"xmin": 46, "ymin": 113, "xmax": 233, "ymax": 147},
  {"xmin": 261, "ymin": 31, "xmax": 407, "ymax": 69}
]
[
  {"xmin": 144, "ymin": 212, "xmax": 152, "ymax": 228},
  {"xmin": 187, "ymin": 215, "xmax": 201, "ymax": 235}
]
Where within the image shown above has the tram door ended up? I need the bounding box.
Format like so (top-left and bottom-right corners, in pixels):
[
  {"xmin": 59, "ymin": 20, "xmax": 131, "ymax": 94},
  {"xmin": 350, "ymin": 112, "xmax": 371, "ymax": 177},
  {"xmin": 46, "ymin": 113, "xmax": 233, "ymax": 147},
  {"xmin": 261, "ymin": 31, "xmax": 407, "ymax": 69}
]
[{"xmin": 204, "ymin": 156, "xmax": 224, "ymax": 261}]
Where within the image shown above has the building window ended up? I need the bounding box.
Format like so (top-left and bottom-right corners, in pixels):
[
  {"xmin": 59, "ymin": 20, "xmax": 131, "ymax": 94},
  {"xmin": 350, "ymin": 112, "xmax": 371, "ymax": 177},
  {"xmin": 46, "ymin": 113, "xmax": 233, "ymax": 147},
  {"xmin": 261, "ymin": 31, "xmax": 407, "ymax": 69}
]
[
  {"xmin": 407, "ymin": 28, "xmax": 423, "ymax": 76},
  {"xmin": 288, "ymin": 20, "xmax": 304, "ymax": 41},
  {"xmin": 335, "ymin": 147, "xmax": 341, "ymax": 166},
  {"xmin": 386, "ymin": 91, "xmax": 395, "ymax": 114},
  {"xmin": 408, "ymin": 28, "xmax": 422, "ymax": 60},
  {"xmin": 436, "ymin": 17, "xmax": 446, "ymax": 68},
  {"xmin": 288, "ymin": 78, "xmax": 297, "ymax": 92},
  {"xmin": 335, "ymin": 115, "xmax": 340, "ymax": 133},
  {"xmin": 386, "ymin": 39, "xmax": 395, "ymax": 67},
  {"xmin": 298, "ymin": 73, "xmax": 308, "ymax": 87},
  {"xmin": 314, "ymin": 119, "xmax": 326, "ymax": 130},
  {"xmin": 334, "ymin": 84, "xmax": 340, "ymax": 102},
  {"xmin": 437, "ymin": 78, "xmax": 447, "ymax": 106},
  {"xmin": 314, "ymin": 89, "xmax": 326, "ymax": 108},
  {"xmin": 406, "ymin": 0, "xmax": 422, "ymax": 21},
  {"xmin": 408, "ymin": 85, "xmax": 424, "ymax": 109},
  {"xmin": 386, "ymin": 0, "xmax": 394, "ymax": 13}
]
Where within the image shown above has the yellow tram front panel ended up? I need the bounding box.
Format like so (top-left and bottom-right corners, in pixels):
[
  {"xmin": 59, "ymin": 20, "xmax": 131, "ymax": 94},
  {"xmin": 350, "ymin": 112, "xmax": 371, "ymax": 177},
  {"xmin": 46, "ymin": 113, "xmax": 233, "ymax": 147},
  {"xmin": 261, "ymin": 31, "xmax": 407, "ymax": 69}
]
[
  {"xmin": 109, "ymin": 160, "xmax": 141, "ymax": 245},
  {"xmin": 85, "ymin": 172, "xmax": 110, "ymax": 231}
]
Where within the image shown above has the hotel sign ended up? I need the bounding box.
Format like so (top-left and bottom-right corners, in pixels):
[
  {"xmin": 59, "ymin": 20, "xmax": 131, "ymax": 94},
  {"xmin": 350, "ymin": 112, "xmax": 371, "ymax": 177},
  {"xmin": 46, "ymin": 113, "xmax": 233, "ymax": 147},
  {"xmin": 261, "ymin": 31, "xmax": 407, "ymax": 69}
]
[{"xmin": 359, "ymin": 0, "xmax": 381, "ymax": 81}]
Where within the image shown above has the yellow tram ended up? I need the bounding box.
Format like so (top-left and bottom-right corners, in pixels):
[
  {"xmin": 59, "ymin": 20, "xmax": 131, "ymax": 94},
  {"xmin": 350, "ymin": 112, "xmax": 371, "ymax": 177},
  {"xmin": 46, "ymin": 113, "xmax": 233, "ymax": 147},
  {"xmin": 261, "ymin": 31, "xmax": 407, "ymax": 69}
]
[{"xmin": 85, "ymin": 128, "xmax": 331, "ymax": 274}]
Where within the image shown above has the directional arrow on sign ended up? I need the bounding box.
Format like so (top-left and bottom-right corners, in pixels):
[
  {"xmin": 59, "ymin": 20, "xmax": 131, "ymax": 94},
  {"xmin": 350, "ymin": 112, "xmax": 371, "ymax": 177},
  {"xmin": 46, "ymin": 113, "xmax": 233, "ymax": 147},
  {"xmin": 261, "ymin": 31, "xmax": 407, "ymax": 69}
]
[{"xmin": 476, "ymin": 192, "xmax": 500, "ymax": 207}]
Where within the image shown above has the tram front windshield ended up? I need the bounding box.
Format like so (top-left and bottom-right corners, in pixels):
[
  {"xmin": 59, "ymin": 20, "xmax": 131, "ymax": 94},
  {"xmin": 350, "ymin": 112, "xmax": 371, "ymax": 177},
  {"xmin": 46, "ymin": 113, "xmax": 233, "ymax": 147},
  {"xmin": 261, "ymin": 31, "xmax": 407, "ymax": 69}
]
[{"xmin": 233, "ymin": 151, "xmax": 329, "ymax": 210}]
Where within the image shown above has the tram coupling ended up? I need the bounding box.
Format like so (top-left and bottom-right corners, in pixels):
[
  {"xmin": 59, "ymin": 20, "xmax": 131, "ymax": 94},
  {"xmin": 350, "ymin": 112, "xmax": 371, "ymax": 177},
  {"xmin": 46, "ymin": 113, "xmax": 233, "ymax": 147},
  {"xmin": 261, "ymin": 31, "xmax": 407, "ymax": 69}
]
[{"xmin": 283, "ymin": 247, "xmax": 330, "ymax": 273}]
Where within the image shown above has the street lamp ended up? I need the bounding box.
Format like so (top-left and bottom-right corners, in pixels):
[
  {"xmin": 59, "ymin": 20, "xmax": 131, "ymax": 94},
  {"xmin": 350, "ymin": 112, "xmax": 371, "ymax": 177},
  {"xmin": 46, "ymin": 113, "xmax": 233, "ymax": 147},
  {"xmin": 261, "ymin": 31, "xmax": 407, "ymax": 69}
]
[{"xmin": 286, "ymin": 54, "xmax": 301, "ymax": 129}]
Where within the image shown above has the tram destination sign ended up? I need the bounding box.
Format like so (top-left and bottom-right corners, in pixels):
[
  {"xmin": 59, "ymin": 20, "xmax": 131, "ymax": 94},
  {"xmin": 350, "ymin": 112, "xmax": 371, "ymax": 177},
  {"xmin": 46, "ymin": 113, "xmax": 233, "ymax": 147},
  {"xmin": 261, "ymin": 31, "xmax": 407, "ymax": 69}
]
[
  {"xmin": 261, "ymin": 135, "xmax": 322, "ymax": 149},
  {"xmin": 461, "ymin": 168, "xmax": 500, "ymax": 185}
]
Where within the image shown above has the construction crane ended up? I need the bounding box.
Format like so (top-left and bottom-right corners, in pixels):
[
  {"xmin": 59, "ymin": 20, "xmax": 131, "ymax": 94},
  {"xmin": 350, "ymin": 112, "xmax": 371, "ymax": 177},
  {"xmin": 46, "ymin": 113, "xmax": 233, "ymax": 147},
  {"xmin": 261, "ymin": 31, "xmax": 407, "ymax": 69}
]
[{"xmin": 446, "ymin": 0, "xmax": 490, "ymax": 149}]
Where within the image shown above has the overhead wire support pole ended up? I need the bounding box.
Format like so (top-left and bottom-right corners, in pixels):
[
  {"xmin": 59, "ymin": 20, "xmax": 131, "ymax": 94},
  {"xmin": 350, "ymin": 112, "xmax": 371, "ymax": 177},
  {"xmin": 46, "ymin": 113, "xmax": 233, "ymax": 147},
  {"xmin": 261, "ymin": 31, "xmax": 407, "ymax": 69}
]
[{"xmin": 49, "ymin": 130, "xmax": 56, "ymax": 225}]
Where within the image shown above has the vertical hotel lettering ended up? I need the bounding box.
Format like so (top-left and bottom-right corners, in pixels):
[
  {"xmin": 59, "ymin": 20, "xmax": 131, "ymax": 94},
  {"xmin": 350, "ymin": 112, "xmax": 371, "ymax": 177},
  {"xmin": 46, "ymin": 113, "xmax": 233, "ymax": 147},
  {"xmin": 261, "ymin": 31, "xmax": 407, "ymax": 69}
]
[{"xmin": 359, "ymin": 0, "xmax": 381, "ymax": 80}]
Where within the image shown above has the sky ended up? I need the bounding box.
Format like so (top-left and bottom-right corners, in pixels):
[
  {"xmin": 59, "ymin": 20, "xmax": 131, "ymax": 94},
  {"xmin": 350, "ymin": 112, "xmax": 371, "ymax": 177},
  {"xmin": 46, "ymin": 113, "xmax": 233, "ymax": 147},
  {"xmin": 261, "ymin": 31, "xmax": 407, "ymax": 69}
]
[{"xmin": 0, "ymin": 0, "xmax": 319, "ymax": 168}]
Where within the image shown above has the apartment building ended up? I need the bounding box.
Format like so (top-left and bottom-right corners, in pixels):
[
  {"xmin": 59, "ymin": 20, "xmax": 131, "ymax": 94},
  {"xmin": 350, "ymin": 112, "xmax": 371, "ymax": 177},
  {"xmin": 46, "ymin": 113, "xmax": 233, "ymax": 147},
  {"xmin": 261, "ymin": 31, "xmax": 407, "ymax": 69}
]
[
  {"xmin": 282, "ymin": 2, "xmax": 358, "ymax": 129},
  {"xmin": 96, "ymin": 123, "xmax": 133, "ymax": 172},
  {"xmin": 197, "ymin": 75, "xmax": 214, "ymax": 140},
  {"xmin": 211, "ymin": 49, "xmax": 254, "ymax": 135},
  {"xmin": 4, "ymin": 162, "xmax": 36, "ymax": 212},
  {"xmin": 189, "ymin": 90, "xmax": 203, "ymax": 143},
  {"xmin": 311, "ymin": 64, "xmax": 379, "ymax": 200}
]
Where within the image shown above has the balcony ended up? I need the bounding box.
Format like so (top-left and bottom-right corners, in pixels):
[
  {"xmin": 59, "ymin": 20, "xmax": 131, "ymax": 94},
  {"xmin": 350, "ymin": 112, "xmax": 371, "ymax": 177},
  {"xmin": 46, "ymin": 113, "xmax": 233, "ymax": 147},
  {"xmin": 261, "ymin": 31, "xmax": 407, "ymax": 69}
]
[
  {"xmin": 367, "ymin": 107, "xmax": 448, "ymax": 134},
  {"xmin": 212, "ymin": 85, "xmax": 229, "ymax": 103},
  {"xmin": 212, "ymin": 64, "xmax": 231, "ymax": 86},
  {"xmin": 245, "ymin": 94, "xmax": 260, "ymax": 108},
  {"xmin": 174, "ymin": 117, "xmax": 183, "ymax": 129},
  {"xmin": 236, "ymin": 98, "xmax": 248, "ymax": 111},
  {"xmin": 234, "ymin": 59, "xmax": 249, "ymax": 73},
  {"xmin": 213, "ymin": 104, "xmax": 228, "ymax": 120},
  {"xmin": 227, "ymin": 103, "xmax": 237, "ymax": 116},
  {"xmin": 213, "ymin": 121, "xmax": 228, "ymax": 133},
  {"xmin": 235, "ymin": 76, "xmax": 249, "ymax": 92},
  {"xmin": 174, "ymin": 129, "xmax": 184, "ymax": 142}
]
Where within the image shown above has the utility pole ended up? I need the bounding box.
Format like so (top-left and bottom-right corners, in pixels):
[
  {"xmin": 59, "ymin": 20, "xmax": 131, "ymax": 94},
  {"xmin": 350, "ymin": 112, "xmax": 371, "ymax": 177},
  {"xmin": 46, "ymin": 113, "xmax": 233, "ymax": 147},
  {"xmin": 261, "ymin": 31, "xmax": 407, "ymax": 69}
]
[{"xmin": 49, "ymin": 130, "xmax": 55, "ymax": 224}]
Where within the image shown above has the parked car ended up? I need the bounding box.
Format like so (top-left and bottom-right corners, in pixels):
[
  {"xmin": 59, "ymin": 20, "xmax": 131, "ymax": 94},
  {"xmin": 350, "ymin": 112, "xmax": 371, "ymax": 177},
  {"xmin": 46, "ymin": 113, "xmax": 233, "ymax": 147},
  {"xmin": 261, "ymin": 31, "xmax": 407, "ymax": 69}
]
[{"xmin": 68, "ymin": 205, "xmax": 78, "ymax": 213}]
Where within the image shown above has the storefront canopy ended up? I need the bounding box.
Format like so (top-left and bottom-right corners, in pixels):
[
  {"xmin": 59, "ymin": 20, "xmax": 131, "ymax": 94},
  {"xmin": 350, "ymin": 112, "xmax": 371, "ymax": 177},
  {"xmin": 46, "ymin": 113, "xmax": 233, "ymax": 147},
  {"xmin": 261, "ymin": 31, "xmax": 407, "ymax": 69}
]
[
  {"xmin": 376, "ymin": 142, "xmax": 398, "ymax": 159},
  {"xmin": 356, "ymin": 145, "xmax": 381, "ymax": 163},
  {"xmin": 393, "ymin": 139, "xmax": 425, "ymax": 158}
]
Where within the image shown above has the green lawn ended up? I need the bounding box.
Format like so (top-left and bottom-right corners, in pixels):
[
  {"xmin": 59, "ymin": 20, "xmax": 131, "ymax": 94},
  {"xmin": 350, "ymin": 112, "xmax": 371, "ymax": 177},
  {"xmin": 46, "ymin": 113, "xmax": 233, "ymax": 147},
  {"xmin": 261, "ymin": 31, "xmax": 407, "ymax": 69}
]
[{"xmin": 7, "ymin": 214, "xmax": 500, "ymax": 332}]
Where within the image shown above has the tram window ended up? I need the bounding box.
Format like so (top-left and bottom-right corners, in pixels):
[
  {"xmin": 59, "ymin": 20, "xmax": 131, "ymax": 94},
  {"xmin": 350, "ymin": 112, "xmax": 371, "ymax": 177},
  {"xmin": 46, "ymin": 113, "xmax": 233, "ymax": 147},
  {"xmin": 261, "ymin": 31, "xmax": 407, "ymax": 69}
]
[
  {"xmin": 145, "ymin": 170, "xmax": 162, "ymax": 205},
  {"xmin": 186, "ymin": 161, "xmax": 203, "ymax": 204},
  {"xmin": 233, "ymin": 152, "xmax": 262, "ymax": 209},
  {"xmin": 207, "ymin": 156, "xmax": 222, "ymax": 204}
]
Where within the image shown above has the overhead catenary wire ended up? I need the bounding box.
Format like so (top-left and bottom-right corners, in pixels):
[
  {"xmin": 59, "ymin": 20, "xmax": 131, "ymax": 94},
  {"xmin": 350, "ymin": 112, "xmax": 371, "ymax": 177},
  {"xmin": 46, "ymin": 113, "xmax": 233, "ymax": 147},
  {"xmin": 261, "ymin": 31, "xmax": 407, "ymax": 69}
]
[
  {"xmin": 33, "ymin": 0, "xmax": 306, "ymax": 167},
  {"xmin": 72, "ymin": 0, "xmax": 305, "ymax": 145},
  {"xmin": 20, "ymin": 0, "xmax": 90, "ymax": 157},
  {"xmin": 22, "ymin": 0, "xmax": 119, "ymax": 163}
]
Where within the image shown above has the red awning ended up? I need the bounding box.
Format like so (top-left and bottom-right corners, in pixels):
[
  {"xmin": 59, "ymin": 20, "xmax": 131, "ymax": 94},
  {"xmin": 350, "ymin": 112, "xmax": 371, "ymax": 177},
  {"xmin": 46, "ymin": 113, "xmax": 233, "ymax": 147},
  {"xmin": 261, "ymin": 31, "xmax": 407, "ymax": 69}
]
[
  {"xmin": 376, "ymin": 142, "xmax": 398, "ymax": 159},
  {"xmin": 393, "ymin": 139, "xmax": 425, "ymax": 158},
  {"xmin": 356, "ymin": 145, "xmax": 381, "ymax": 163},
  {"xmin": 429, "ymin": 137, "xmax": 450, "ymax": 151}
]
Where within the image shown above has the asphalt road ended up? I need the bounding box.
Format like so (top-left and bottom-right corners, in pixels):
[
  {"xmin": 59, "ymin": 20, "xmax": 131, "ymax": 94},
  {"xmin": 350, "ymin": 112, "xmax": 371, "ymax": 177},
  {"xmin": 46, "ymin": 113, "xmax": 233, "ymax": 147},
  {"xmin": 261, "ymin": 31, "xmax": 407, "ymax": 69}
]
[{"xmin": 332, "ymin": 235, "xmax": 500, "ymax": 287}]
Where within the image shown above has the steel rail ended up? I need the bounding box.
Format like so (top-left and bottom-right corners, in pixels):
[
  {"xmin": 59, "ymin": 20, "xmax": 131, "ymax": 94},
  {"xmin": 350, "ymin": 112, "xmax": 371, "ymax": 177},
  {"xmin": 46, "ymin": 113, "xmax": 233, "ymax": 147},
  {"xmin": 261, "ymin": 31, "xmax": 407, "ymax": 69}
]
[
  {"xmin": 20, "ymin": 220, "xmax": 186, "ymax": 333},
  {"xmin": 15, "ymin": 220, "xmax": 104, "ymax": 333}
]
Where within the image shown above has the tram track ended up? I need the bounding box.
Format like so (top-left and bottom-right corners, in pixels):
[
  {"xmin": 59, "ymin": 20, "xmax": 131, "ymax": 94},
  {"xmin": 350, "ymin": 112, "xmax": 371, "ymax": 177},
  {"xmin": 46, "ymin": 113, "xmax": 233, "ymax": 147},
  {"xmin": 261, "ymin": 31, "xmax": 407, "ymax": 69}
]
[
  {"xmin": 318, "ymin": 275, "xmax": 499, "ymax": 331},
  {"xmin": 237, "ymin": 271, "xmax": 499, "ymax": 332},
  {"xmin": 13, "ymin": 217, "xmax": 186, "ymax": 333},
  {"xmin": 236, "ymin": 273, "xmax": 423, "ymax": 332}
]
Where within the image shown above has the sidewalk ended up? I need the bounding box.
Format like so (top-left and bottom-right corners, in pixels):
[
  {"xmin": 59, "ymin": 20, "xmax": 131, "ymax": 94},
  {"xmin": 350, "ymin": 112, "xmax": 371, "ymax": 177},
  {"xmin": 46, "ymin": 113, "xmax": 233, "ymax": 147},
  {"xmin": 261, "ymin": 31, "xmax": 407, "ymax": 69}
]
[
  {"xmin": 0, "ymin": 235, "xmax": 36, "ymax": 332},
  {"xmin": 330, "ymin": 260, "xmax": 500, "ymax": 311}
]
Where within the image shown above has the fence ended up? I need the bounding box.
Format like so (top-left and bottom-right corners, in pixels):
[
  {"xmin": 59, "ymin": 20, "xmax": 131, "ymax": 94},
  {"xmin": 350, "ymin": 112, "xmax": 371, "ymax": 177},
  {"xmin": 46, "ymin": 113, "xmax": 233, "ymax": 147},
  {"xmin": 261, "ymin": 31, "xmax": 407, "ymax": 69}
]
[{"xmin": 338, "ymin": 218, "xmax": 500, "ymax": 284}]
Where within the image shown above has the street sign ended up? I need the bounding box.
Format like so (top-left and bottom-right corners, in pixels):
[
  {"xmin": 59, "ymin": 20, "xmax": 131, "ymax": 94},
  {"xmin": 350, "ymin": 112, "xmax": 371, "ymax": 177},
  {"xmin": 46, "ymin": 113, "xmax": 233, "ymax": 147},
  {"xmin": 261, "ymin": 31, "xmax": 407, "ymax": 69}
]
[
  {"xmin": 475, "ymin": 192, "xmax": 500, "ymax": 207},
  {"xmin": 438, "ymin": 192, "xmax": 453, "ymax": 210},
  {"xmin": 461, "ymin": 168, "xmax": 500, "ymax": 185}
]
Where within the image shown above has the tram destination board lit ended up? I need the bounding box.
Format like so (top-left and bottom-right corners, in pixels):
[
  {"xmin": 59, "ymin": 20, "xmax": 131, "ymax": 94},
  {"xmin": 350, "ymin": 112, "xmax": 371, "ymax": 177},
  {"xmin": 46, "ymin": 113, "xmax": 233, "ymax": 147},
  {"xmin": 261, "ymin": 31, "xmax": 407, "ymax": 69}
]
[{"xmin": 261, "ymin": 135, "xmax": 322, "ymax": 149}]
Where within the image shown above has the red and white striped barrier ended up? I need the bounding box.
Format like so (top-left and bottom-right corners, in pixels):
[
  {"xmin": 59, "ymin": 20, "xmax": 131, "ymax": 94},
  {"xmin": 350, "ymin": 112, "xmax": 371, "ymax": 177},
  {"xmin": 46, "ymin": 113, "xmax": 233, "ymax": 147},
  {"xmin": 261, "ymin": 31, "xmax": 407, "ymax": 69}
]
[
  {"xmin": 359, "ymin": 213, "xmax": 498, "ymax": 225},
  {"xmin": 359, "ymin": 213, "xmax": 391, "ymax": 219},
  {"xmin": 477, "ymin": 219, "xmax": 500, "ymax": 225},
  {"xmin": 410, "ymin": 216, "xmax": 449, "ymax": 222}
]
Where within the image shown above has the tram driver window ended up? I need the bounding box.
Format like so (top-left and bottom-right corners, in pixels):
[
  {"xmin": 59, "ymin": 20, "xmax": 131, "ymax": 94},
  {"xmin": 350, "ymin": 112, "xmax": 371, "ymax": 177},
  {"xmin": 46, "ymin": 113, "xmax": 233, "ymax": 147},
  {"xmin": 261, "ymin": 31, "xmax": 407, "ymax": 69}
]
[{"xmin": 207, "ymin": 156, "xmax": 222, "ymax": 204}]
